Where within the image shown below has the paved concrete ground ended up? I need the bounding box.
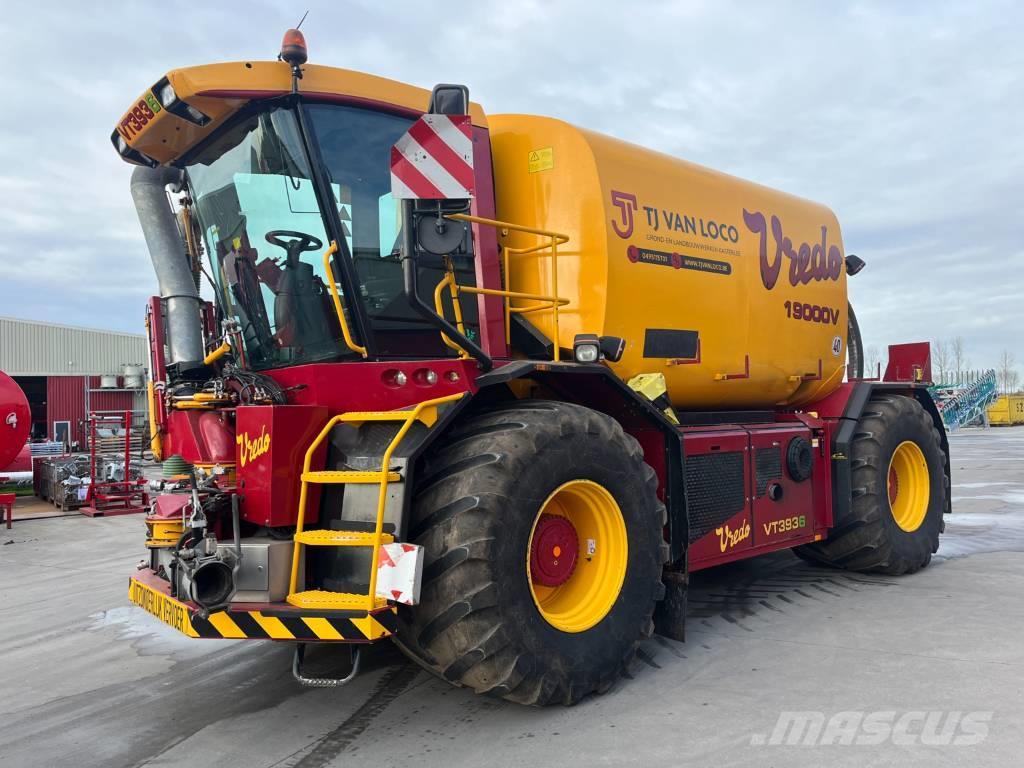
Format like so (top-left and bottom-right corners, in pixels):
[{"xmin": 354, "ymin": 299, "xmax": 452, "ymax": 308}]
[
  {"xmin": 5, "ymin": 495, "xmax": 80, "ymax": 522},
  {"xmin": 1, "ymin": 428, "xmax": 1022, "ymax": 767}
]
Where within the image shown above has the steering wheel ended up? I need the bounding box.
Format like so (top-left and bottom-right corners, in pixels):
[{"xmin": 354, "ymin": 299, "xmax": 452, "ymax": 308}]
[{"xmin": 265, "ymin": 230, "xmax": 324, "ymax": 260}]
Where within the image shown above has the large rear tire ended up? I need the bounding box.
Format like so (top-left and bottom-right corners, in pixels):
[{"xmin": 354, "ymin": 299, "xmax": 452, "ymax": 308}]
[
  {"xmin": 796, "ymin": 394, "xmax": 946, "ymax": 575},
  {"xmin": 395, "ymin": 401, "xmax": 668, "ymax": 706}
]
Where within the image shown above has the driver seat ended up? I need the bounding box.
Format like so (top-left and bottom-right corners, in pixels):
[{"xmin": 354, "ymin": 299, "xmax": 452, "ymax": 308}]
[{"xmin": 274, "ymin": 259, "xmax": 334, "ymax": 353}]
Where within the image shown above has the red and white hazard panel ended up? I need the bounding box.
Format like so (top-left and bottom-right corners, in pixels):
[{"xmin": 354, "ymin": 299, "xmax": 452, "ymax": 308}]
[
  {"xmin": 375, "ymin": 542, "xmax": 425, "ymax": 605},
  {"xmin": 390, "ymin": 114, "xmax": 475, "ymax": 199}
]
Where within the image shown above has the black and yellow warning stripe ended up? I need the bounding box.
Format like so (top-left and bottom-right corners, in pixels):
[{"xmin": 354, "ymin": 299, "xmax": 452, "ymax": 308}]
[
  {"xmin": 128, "ymin": 576, "xmax": 396, "ymax": 642},
  {"xmin": 190, "ymin": 607, "xmax": 397, "ymax": 641}
]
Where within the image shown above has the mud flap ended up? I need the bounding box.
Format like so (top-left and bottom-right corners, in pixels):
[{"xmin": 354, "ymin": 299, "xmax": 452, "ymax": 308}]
[{"xmin": 653, "ymin": 569, "xmax": 688, "ymax": 642}]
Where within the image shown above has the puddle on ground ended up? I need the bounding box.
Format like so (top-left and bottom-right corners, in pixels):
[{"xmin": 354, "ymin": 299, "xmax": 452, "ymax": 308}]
[{"xmin": 89, "ymin": 604, "xmax": 239, "ymax": 659}]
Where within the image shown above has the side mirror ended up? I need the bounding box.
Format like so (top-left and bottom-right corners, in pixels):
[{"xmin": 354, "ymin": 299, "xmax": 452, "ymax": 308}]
[
  {"xmin": 600, "ymin": 336, "xmax": 626, "ymax": 362},
  {"xmin": 392, "ymin": 87, "xmax": 476, "ymax": 257},
  {"xmin": 429, "ymin": 84, "xmax": 470, "ymax": 116}
]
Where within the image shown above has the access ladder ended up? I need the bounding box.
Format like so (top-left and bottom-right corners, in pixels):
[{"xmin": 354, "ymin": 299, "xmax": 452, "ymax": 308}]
[{"xmin": 287, "ymin": 393, "xmax": 464, "ymax": 611}]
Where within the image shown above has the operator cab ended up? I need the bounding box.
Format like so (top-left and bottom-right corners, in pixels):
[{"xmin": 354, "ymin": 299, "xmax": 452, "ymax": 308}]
[
  {"xmin": 113, "ymin": 42, "xmax": 484, "ymax": 371},
  {"xmin": 185, "ymin": 97, "xmax": 477, "ymax": 368}
]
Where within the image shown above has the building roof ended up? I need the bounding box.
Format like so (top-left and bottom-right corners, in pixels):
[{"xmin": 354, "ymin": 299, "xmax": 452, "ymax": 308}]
[{"xmin": 0, "ymin": 317, "xmax": 147, "ymax": 376}]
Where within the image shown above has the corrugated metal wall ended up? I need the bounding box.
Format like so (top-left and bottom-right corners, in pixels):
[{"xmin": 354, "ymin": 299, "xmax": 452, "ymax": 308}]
[
  {"xmin": 0, "ymin": 317, "xmax": 147, "ymax": 376},
  {"xmin": 46, "ymin": 376, "xmax": 85, "ymax": 447},
  {"xmin": 46, "ymin": 376, "xmax": 139, "ymax": 449}
]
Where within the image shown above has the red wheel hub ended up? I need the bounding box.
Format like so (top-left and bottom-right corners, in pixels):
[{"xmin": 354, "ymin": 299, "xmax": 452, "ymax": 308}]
[
  {"xmin": 888, "ymin": 466, "xmax": 899, "ymax": 506},
  {"xmin": 529, "ymin": 514, "xmax": 579, "ymax": 587}
]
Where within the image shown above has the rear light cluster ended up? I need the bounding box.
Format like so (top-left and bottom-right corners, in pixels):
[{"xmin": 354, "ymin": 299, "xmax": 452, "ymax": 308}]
[{"xmin": 382, "ymin": 368, "xmax": 461, "ymax": 388}]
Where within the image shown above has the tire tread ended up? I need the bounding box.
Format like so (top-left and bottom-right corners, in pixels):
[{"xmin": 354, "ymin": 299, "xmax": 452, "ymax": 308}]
[{"xmin": 396, "ymin": 401, "xmax": 668, "ymax": 705}]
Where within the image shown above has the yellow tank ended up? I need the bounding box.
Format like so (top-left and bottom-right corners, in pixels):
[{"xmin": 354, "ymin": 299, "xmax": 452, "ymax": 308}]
[{"xmin": 489, "ymin": 115, "xmax": 849, "ymax": 410}]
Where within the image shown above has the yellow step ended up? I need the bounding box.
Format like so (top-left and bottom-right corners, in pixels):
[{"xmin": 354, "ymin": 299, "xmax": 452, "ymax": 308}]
[
  {"xmin": 301, "ymin": 470, "xmax": 401, "ymax": 484},
  {"xmin": 286, "ymin": 589, "xmax": 389, "ymax": 611},
  {"xmin": 293, "ymin": 529, "xmax": 395, "ymax": 547}
]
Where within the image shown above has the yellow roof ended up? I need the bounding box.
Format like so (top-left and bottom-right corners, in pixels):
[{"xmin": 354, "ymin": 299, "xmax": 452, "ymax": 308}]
[{"xmin": 112, "ymin": 61, "xmax": 487, "ymax": 166}]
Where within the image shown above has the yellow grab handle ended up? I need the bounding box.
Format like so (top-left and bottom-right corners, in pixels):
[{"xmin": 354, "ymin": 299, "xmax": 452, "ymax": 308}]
[
  {"xmin": 203, "ymin": 340, "xmax": 231, "ymax": 365},
  {"xmin": 323, "ymin": 241, "xmax": 368, "ymax": 357},
  {"xmin": 147, "ymin": 381, "xmax": 163, "ymax": 462}
]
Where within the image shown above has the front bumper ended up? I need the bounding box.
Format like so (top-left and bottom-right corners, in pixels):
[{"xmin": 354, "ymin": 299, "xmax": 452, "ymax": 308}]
[{"xmin": 128, "ymin": 570, "xmax": 397, "ymax": 642}]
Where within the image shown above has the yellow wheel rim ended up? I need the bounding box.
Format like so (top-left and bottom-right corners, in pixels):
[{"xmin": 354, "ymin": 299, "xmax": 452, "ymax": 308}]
[
  {"xmin": 526, "ymin": 480, "xmax": 628, "ymax": 633},
  {"xmin": 887, "ymin": 440, "xmax": 930, "ymax": 532}
]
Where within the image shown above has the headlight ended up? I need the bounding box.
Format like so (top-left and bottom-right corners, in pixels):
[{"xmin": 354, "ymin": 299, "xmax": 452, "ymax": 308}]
[
  {"xmin": 573, "ymin": 333, "xmax": 601, "ymax": 364},
  {"xmin": 158, "ymin": 82, "xmax": 177, "ymax": 107},
  {"xmin": 109, "ymin": 129, "xmax": 158, "ymax": 167},
  {"xmin": 153, "ymin": 76, "xmax": 211, "ymax": 126}
]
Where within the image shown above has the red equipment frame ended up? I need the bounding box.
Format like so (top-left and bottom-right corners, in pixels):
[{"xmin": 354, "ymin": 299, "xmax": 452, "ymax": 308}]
[{"xmin": 80, "ymin": 410, "xmax": 149, "ymax": 517}]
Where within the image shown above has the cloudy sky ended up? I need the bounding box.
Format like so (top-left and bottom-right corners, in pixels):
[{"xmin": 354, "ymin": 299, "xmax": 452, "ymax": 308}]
[{"xmin": 1, "ymin": 1, "xmax": 1020, "ymax": 376}]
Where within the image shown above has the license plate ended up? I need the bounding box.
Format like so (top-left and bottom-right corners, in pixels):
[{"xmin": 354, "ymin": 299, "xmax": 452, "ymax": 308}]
[{"xmin": 128, "ymin": 577, "xmax": 198, "ymax": 637}]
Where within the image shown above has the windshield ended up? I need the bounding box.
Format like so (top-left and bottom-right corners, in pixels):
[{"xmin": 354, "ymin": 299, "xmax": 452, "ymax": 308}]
[
  {"xmin": 186, "ymin": 103, "xmax": 478, "ymax": 369},
  {"xmin": 187, "ymin": 106, "xmax": 350, "ymax": 369},
  {"xmin": 305, "ymin": 104, "xmax": 478, "ymax": 358}
]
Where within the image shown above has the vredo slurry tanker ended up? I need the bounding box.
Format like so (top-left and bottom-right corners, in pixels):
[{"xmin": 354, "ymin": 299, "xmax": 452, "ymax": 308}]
[{"xmin": 114, "ymin": 28, "xmax": 948, "ymax": 704}]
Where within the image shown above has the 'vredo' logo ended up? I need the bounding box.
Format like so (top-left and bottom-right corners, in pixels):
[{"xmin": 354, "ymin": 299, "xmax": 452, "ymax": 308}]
[
  {"xmin": 742, "ymin": 209, "xmax": 843, "ymax": 291},
  {"xmin": 716, "ymin": 520, "xmax": 751, "ymax": 552},
  {"xmin": 4, "ymin": 412, "xmax": 16, "ymax": 429},
  {"xmin": 236, "ymin": 426, "xmax": 271, "ymax": 468}
]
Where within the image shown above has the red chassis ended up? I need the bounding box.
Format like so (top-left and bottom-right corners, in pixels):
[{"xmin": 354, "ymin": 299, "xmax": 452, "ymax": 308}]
[
  {"xmin": 151, "ymin": 348, "xmax": 937, "ymax": 575},
  {"xmin": 139, "ymin": 322, "xmax": 946, "ymax": 656}
]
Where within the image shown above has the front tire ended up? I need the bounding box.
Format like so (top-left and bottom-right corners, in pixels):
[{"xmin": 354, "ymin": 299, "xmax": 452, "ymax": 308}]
[
  {"xmin": 796, "ymin": 394, "xmax": 946, "ymax": 575},
  {"xmin": 396, "ymin": 401, "xmax": 667, "ymax": 706}
]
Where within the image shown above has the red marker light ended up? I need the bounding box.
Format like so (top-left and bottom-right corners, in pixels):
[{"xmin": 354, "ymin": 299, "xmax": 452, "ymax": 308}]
[{"xmin": 280, "ymin": 28, "xmax": 308, "ymax": 66}]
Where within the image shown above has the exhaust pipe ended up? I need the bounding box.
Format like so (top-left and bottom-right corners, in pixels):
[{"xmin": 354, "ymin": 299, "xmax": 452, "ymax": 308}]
[{"xmin": 130, "ymin": 165, "xmax": 205, "ymax": 376}]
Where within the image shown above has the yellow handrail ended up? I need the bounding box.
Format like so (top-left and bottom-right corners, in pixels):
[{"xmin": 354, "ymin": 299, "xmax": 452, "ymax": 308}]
[
  {"xmin": 443, "ymin": 213, "xmax": 571, "ymax": 361},
  {"xmin": 288, "ymin": 417, "xmax": 339, "ymax": 600},
  {"xmin": 288, "ymin": 392, "xmax": 465, "ymax": 610},
  {"xmin": 322, "ymin": 241, "xmax": 368, "ymax": 358},
  {"xmin": 433, "ymin": 270, "xmax": 471, "ymax": 358},
  {"xmin": 359, "ymin": 393, "xmax": 464, "ymax": 609},
  {"xmin": 146, "ymin": 381, "xmax": 163, "ymax": 462},
  {"xmin": 434, "ymin": 273, "xmax": 569, "ymax": 343}
]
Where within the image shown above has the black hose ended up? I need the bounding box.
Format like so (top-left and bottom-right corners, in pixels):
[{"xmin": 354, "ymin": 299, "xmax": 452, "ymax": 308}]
[
  {"xmin": 231, "ymin": 494, "xmax": 242, "ymax": 569},
  {"xmin": 847, "ymin": 301, "xmax": 864, "ymax": 379},
  {"xmin": 222, "ymin": 365, "xmax": 287, "ymax": 404},
  {"xmin": 169, "ymin": 528, "xmax": 198, "ymax": 599}
]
